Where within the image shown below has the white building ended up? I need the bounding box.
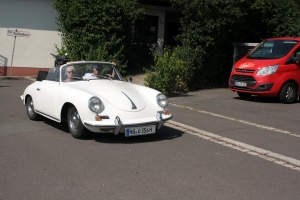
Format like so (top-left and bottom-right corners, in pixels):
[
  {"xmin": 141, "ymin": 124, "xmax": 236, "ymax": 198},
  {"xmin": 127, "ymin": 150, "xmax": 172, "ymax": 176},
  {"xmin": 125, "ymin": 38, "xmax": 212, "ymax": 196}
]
[{"xmin": 0, "ymin": 0, "xmax": 181, "ymax": 76}]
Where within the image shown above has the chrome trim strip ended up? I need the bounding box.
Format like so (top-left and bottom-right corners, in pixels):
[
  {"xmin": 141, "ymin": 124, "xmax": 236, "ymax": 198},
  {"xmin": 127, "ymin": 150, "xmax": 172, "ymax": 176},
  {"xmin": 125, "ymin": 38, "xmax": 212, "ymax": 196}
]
[
  {"xmin": 121, "ymin": 91, "xmax": 137, "ymax": 109},
  {"xmin": 84, "ymin": 120, "xmax": 159, "ymax": 128},
  {"xmin": 162, "ymin": 115, "xmax": 173, "ymax": 121},
  {"xmin": 83, "ymin": 123, "xmax": 116, "ymax": 129},
  {"xmin": 35, "ymin": 110, "xmax": 60, "ymax": 122}
]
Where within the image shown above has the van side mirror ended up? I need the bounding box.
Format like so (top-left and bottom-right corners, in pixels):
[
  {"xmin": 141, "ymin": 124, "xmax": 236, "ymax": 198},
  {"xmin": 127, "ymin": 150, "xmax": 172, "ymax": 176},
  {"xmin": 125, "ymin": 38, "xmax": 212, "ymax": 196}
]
[{"xmin": 293, "ymin": 52, "xmax": 300, "ymax": 63}]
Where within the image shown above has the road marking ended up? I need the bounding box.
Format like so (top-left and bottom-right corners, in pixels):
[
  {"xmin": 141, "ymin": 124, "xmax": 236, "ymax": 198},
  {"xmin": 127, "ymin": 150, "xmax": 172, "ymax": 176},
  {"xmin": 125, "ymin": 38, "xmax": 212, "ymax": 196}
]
[
  {"xmin": 170, "ymin": 103, "xmax": 300, "ymax": 137},
  {"xmin": 165, "ymin": 120, "xmax": 300, "ymax": 172}
]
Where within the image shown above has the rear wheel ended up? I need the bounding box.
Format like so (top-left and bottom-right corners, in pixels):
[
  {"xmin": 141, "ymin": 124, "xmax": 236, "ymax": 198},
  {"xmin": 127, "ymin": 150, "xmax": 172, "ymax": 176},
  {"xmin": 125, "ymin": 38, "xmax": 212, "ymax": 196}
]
[
  {"xmin": 26, "ymin": 96, "xmax": 41, "ymax": 120},
  {"xmin": 67, "ymin": 105, "xmax": 89, "ymax": 139},
  {"xmin": 237, "ymin": 92, "xmax": 251, "ymax": 99},
  {"xmin": 279, "ymin": 82, "xmax": 297, "ymax": 104}
]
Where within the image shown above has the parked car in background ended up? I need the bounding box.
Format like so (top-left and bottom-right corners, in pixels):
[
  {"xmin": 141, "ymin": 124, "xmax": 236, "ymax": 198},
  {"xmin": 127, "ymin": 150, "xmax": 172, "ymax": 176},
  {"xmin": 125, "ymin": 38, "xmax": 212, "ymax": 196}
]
[
  {"xmin": 229, "ymin": 37, "xmax": 300, "ymax": 103},
  {"xmin": 20, "ymin": 61, "xmax": 172, "ymax": 139}
]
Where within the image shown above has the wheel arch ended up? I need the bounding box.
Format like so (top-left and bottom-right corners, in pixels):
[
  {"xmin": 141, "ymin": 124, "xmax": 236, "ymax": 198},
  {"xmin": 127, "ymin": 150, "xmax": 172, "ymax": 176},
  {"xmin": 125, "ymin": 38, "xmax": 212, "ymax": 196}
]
[
  {"xmin": 278, "ymin": 79, "xmax": 299, "ymax": 96},
  {"xmin": 24, "ymin": 94, "xmax": 31, "ymax": 106},
  {"xmin": 61, "ymin": 102, "xmax": 74, "ymax": 123}
]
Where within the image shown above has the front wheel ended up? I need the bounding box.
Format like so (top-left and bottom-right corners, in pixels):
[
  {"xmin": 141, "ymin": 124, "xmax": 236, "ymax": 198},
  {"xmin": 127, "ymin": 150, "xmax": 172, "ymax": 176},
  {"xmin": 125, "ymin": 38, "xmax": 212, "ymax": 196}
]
[
  {"xmin": 279, "ymin": 82, "xmax": 298, "ymax": 104},
  {"xmin": 237, "ymin": 92, "xmax": 251, "ymax": 99},
  {"xmin": 26, "ymin": 96, "xmax": 41, "ymax": 120},
  {"xmin": 67, "ymin": 105, "xmax": 89, "ymax": 139}
]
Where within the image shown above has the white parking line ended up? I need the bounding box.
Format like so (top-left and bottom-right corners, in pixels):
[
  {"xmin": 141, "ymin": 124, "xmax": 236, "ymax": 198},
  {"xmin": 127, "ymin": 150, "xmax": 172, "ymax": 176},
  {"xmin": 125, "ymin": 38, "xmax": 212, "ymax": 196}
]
[
  {"xmin": 170, "ymin": 103, "xmax": 300, "ymax": 137},
  {"xmin": 165, "ymin": 120, "xmax": 300, "ymax": 172}
]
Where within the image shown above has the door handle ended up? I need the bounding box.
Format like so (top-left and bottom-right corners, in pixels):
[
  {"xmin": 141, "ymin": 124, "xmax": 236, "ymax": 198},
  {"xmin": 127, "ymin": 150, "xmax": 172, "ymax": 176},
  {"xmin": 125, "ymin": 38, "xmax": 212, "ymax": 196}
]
[{"xmin": 37, "ymin": 88, "xmax": 40, "ymax": 91}]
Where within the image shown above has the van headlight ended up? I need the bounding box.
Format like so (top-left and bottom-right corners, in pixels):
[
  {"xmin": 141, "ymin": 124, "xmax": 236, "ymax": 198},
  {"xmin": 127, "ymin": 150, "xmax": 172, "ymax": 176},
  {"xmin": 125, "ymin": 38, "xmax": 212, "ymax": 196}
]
[
  {"xmin": 156, "ymin": 93, "xmax": 169, "ymax": 108},
  {"xmin": 88, "ymin": 97, "xmax": 102, "ymax": 113},
  {"xmin": 256, "ymin": 65, "xmax": 279, "ymax": 76}
]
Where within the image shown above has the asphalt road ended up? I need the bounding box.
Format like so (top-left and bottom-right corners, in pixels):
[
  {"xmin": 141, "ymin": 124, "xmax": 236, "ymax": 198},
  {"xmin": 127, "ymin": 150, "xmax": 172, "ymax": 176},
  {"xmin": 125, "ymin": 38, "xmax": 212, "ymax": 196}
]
[{"xmin": 1, "ymin": 78, "xmax": 300, "ymax": 200}]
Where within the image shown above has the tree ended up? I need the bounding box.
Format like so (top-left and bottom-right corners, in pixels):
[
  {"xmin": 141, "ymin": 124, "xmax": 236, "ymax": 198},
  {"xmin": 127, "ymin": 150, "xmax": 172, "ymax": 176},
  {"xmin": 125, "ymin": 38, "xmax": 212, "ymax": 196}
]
[
  {"xmin": 250, "ymin": 0, "xmax": 300, "ymax": 38},
  {"xmin": 53, "ymin": 0, "xmax": 144, "ymax": 73},
  {"xmin": 171, "ymin": 0, "xmax": 300, "ymax": 89},
  {"xmin": 171, "ymin": 0, "xmax": 244, "ymax": 89}
]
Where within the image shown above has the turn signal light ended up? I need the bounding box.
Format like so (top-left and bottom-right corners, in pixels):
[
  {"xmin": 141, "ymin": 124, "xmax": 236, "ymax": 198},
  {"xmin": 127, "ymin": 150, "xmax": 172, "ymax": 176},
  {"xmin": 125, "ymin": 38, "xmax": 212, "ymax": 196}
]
[
  {"xmin": 164, "ymin": 110, "xmax": 170, "ymax": 115},
  {"xmin": 95, "ymin": 115, "xmax": 102, "ymax": 121}
]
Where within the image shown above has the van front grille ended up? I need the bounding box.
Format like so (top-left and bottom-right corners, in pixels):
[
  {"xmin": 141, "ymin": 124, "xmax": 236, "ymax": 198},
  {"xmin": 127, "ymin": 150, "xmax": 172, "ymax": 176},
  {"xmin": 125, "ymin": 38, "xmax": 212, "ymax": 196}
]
[{"xmin": 231, "ymin": 75, "xmax": 255, "ymax": 82}]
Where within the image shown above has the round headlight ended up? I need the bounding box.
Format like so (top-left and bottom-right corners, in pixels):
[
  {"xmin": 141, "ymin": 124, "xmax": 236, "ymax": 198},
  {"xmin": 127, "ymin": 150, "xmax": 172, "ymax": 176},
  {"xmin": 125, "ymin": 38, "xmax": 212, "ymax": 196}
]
[
  {"xmin": 88, "ymin": 97, "xmax": 102, "ymax": 113},
  {"xmin": 156, "ymin": 93, "xmax": 169, "ymax": 108}
]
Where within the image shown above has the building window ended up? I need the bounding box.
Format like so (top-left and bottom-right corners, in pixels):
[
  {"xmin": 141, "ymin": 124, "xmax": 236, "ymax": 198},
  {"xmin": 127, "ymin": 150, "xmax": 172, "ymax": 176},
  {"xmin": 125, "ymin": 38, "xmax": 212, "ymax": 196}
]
[{"xmin": 134, "ymin": 15, "xmax": 159, "ymax": 43}]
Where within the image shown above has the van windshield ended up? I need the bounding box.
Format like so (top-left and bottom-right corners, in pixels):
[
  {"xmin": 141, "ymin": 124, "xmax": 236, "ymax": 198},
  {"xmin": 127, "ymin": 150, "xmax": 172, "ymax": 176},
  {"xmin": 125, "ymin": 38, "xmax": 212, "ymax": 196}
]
[{"xmin": 247, "ymin": 40, "xmax": 298, "ymax": 59}]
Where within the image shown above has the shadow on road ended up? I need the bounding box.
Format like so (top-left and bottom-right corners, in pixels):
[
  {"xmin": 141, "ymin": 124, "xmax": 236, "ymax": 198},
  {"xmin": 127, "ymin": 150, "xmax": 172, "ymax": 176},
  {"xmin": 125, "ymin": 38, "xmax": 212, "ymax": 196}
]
[
  {"xmin": 234, "ymin": 96, "xmax": 300, "ymax": 104},
  {"xmin": 91, "ymin": 125, "xmax": 184, "ymax": 144},
  {"xmin": 43, "ymin": 119, "xmax": 184, "ymax": 143}
]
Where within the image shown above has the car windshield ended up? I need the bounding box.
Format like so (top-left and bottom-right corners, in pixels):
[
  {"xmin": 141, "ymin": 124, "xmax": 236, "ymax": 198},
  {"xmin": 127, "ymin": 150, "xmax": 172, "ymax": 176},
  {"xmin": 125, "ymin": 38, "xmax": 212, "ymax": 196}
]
[
  {"xmin": 247, "ymin": 40, "xmax": 298, "ymax": 59},
  {"xmin": 61, "ymin": 62, "xmax": 122, "ymax": 82}
]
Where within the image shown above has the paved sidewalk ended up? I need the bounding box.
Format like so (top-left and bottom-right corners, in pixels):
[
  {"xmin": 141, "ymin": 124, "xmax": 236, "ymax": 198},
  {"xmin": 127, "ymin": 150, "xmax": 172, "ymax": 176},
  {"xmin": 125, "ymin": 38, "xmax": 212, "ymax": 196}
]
[{"xmin": 130, "ymin": 73, "xmax": 146, "ymax": 86}]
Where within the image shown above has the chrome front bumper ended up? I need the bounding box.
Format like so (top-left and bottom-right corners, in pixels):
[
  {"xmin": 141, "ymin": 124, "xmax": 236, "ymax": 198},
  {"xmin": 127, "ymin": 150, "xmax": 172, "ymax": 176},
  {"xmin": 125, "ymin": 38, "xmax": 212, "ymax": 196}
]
[{"xmin": 84, "ymin": 112, "xmax": 172, "ymax": 135}]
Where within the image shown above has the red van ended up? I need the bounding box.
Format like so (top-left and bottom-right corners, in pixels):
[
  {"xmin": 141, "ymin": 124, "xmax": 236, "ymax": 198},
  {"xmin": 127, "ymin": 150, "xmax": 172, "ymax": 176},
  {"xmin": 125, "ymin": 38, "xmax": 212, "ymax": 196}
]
[{"xmin": 229, "ymin": 37, "xmax": 300, "ymax": 103}]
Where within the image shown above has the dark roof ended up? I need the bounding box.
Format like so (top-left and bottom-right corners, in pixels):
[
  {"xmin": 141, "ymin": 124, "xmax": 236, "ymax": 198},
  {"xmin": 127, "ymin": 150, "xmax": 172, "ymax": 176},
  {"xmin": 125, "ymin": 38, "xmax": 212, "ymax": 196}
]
[{"xmin": 138, "ymin": 0, "xmax": 172, "ymax": 7}]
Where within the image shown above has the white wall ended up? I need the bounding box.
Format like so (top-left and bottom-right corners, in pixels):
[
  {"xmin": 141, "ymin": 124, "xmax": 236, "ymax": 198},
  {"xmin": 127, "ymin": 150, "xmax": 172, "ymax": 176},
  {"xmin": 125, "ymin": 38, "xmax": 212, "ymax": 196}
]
[
  {"xmin": 0, "ymin": 1, "xmax": 169, "ymax": 72},
  {"xmin": 0, "ymin": 0, "xmax": 61, "ymax": 69}
]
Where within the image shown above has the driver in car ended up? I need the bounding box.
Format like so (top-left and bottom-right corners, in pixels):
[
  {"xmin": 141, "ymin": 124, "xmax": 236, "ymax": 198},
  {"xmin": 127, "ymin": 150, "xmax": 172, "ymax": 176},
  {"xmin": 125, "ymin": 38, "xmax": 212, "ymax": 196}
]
[{"xmin": 64, "ymin": 66, "xmax": 75, "ymax": 82}]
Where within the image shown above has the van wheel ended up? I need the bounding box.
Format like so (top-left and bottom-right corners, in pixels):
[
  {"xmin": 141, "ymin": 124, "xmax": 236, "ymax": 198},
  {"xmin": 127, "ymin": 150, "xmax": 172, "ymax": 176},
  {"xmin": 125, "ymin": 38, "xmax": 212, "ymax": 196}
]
[
  {"xmin": 279, "ymin": 82, "xmax": 297, "ymax": 104},
  {"xmin": 67, "ymin": 105, "xmax": 89, "ymax": 139},
  {"xmin": 237, "ymin": 92, "xmax": 251, "ymax": 98}
]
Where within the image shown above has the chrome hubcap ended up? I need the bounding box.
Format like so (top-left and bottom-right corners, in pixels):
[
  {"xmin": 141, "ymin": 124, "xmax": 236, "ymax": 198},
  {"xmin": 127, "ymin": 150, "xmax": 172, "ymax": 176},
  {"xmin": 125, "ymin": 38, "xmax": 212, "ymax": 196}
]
[
  {"xmin": 69, "ymin": 108, "xmax": 80, "ymax": 132},
  {"xmin": 28, "ymin": 99, "xmax": 35, "ymax": 115}
]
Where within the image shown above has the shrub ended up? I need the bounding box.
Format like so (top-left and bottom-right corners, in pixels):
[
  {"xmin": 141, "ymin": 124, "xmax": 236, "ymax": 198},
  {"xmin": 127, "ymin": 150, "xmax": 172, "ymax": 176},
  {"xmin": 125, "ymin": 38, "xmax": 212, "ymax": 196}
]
[
  {"xmin": 53, "ymin": 0, "xmax": 144, "ymax": 74},
  {"xmin": 145, "ymin": 47, "xmax": 189, "ymax": 96}
]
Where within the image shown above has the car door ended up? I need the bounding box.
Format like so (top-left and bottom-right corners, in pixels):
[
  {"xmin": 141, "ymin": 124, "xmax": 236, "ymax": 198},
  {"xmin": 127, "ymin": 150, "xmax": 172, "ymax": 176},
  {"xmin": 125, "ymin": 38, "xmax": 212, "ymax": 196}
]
[{"xmin": 35, "ymin": 79, "xmax": 60, "ymax": 121}]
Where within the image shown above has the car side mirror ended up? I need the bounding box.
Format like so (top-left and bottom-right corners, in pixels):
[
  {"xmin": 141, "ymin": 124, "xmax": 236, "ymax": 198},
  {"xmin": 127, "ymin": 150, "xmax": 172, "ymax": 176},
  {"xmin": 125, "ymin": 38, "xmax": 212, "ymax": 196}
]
[{"xmin": 293, "ymin": 52, "xmax": 300, "ymax": 63}]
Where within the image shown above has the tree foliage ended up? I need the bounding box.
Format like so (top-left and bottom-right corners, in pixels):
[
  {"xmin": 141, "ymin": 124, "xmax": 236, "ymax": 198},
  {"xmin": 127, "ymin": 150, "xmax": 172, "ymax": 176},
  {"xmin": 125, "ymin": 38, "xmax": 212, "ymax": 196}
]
[
  {"xmin": 171, "ymin": 0, "xmax": 300, "ymax": 89},
  {"xmin": 53, "ymin": 0, "xmax": 300, "ymax": 90},
  {"xmin": 53, "ymin": 0, "xmax": 144, "ymax": 73},
  {"xmin": 145, "ymin": 47, "xmax": 189, "ymax": 96},
  {"xmin": 250, "ymin": 0, "xmax": 300, "ymax": 38}
]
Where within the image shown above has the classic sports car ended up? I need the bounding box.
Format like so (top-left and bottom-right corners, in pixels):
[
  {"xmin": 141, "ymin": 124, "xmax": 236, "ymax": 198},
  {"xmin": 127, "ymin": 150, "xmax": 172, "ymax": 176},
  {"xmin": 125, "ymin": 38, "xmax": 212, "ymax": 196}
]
[{"xmin": 20, "ymin": 61, "xmax": 172, "ymax": 139}]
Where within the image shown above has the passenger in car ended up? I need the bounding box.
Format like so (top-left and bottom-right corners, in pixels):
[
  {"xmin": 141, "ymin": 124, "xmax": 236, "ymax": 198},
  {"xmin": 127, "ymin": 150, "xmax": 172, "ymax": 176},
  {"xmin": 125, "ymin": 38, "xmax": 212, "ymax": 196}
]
[
  {"xmin": 64, "ymin": 65, "xmax": 76, "ymax": 82},
  {"xmin": 93, "ymin": 65, "xmax": 115, "ymax": 79},
  {"xmin": 92, "ymin": 65, "xmax": 102, "ymax": 76},
  {"xmin": 110, "ymin": 62, "xmax": 116, "ymax": 79}
]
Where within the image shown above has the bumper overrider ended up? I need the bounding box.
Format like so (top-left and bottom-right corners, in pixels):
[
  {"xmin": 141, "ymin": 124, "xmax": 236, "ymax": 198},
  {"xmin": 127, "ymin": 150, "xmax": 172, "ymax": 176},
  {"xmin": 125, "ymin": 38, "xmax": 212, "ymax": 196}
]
[{"xmin": 83, "ymin": 111, "xmax": 173, "ymax": 135}]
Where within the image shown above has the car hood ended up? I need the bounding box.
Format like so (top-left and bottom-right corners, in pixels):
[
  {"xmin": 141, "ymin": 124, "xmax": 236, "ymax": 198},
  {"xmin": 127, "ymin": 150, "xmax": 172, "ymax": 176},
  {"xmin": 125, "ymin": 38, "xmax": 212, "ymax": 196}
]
[
  {"xmin": 69, "ymin": 80, "xmax": 146, "ymax": 112},
  {"xmin": 235, "ymin": 58, "xmax": 282, "ymax": 70}
]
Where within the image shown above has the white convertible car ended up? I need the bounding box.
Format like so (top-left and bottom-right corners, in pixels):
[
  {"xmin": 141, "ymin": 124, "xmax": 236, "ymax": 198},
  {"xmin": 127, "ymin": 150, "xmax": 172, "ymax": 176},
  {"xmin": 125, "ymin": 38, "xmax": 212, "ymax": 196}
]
[{"xmin": 20, "ymin": 61, "xmax": 172, "ymax": 139}]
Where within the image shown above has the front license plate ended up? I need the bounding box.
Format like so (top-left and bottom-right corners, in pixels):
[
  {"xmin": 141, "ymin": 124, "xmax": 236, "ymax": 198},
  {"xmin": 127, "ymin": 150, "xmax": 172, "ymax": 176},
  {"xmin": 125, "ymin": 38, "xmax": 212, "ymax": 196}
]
[
  {"xmin": 235, "ymin": 81, "xmax": 247, "ymax": 87},
  {"xmin": 125, "ymin": 125, "xmax": 156, "ymax": 137}
]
